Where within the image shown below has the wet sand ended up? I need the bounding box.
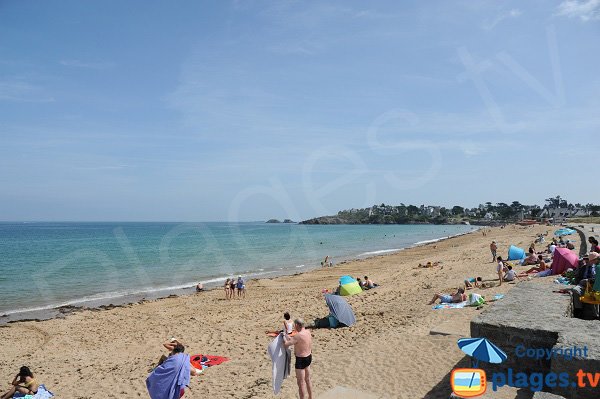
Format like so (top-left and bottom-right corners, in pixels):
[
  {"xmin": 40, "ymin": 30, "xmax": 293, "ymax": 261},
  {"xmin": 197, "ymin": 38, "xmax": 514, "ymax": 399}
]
[{"xmin": 0, "ymin": 224, "xmax": 553, "ymax": 398}]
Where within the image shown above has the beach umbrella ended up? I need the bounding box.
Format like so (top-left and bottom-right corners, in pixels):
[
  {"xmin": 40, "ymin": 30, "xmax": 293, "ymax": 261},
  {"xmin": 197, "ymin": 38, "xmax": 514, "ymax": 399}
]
[
  {"xmin": 554, "ymin": 228, "xmax": 575, "ymax": 236},
  {"xmin": 457, "ymin": 338, "xmax": 507, "ymax": 367},
  {"xmin": 550, "ymin": 247, "xmax": 578, "ymax": 275},
  {"xmin": 324, "ymin": 294, "xmax": 356, "ymax": 327}
]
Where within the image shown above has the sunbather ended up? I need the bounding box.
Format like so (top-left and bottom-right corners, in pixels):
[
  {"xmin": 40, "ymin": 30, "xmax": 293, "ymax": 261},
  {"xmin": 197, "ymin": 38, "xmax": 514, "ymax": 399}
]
[
  {"xmin": 428, "ymin": 288, "xmax": 466, "ymax": 305},
  {"xmin": 1, "ymin": 366, "xmax": 39, "ymax": 399},
  {"xmin": 522, "ymin": 249, "xmax": 539, "ymax": 265},
  {"xmin": 364, "ymin": 276, "xmax": 378, "ymax": 289},
  {"xmin": 518, "ymin": 255, "xmax": 549, "ymax": 276},
  {"xmin": 417, "ymin": 261, "xmax": 441, "ymax": 268},
  {"xmin": 147, "ymin": 341, "xmax": 201, "ymax": 399}
]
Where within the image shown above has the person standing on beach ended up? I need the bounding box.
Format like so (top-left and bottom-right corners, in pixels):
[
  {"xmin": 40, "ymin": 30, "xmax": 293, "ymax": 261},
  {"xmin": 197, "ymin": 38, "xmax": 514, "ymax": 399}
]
[
  {"xmin": 490, "ymin": 241, "xmax": 497, "ymax": 263},
  {"xmin": 283, "ymin": 319, "xmax": 313, "ymax": 399},
  {"xmin": 236, "ymin": 276, "xmax": 245, "ymax": 299},
  {"xmin": 496, "ymin": 256, "xmax": 507, "ymax": 285}
]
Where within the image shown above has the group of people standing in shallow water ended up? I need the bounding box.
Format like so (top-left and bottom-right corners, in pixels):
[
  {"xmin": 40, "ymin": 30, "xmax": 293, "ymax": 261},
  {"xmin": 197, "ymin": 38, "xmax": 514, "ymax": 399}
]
[{"xmin": 223, "ymin": 276, "xmax": 246, "ymax": 299}]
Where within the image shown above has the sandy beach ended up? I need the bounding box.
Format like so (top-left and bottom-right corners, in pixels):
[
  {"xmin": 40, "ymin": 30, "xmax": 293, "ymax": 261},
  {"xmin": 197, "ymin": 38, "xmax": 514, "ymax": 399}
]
[{"xmin": 0, "ymin": 224, "xmax": 554, "ymax": 399}]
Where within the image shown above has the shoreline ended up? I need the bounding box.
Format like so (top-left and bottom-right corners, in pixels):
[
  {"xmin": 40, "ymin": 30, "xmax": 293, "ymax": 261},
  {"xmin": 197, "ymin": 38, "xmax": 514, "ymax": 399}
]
[
  {"xmin": 0, "ymin": 223, "xmax": 547, "ymax": 399},
  {"xmin": 0, "ymin": 227, "xmax": 478, "ymax": 325}
]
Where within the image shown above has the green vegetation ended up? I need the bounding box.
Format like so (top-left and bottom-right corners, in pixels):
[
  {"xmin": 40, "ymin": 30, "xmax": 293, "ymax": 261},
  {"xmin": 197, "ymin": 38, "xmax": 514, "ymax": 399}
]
[{"xmin": 299, "ymin": 196, "xmax": 600, "ymax": 225}]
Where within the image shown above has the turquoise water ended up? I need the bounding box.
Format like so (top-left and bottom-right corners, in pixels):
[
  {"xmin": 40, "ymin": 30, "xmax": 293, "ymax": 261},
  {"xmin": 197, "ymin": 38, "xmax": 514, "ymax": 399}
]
[{"xmin": 0, "ymin": 222, "xmax": 476, "ymax": 316}]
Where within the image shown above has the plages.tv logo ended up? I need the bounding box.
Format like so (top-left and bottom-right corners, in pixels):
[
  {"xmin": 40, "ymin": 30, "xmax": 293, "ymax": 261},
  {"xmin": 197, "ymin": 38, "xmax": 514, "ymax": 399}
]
[{"xmin": 451, "ymin": 337, "xmax": 507, "ymax": 398}]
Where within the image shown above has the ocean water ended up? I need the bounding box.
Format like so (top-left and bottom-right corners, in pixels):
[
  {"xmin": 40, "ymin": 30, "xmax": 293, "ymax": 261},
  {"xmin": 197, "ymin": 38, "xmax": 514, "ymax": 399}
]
[{"xmin": 0, "ymin": 222, "xmax": 476, "ymax": 316}]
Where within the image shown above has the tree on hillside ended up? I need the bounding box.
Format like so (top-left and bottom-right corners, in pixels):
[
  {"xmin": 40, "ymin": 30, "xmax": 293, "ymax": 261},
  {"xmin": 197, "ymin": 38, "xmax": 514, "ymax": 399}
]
[
  {"xmin": 407, "ymin": 205, "xmax": 419, "ymax": 216},
  {"xmin": 545, "ymin": 196, "xmax": 561, "ymax": 208},
  {"xmin": 452, "ymin": 206, "xmax": 464, "ymax": 216}
]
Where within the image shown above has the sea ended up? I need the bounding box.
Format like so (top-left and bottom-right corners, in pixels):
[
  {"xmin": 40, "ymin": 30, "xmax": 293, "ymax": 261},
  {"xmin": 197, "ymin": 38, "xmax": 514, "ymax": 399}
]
[{"xmin": 0, "ymin": 222, "xmax": 476, "ymax": 321}]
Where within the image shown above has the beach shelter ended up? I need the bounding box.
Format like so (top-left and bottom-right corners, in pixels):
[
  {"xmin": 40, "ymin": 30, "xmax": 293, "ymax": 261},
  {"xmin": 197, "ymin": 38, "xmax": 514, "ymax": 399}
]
[
  {"xmin": 457, "ymin": 337, "xmax": 507, "ymax": 368},
  {"xmin": 554, "ymin": 228, "xmax": 576, "ymax": 236},
  {"xmin": 338, "ymin": 275, "xmax": 362, "ymax": 296},
  {"xmin": 551, "ymin": 247, "xmax": 578, "ymax": 275},
  {"xmin": 324, "ymin": 294, "xmax": 356, "ymax": 327},
  {"xmin": 507, "ymin": 245, "xmax": 525, "ymax": 261}
]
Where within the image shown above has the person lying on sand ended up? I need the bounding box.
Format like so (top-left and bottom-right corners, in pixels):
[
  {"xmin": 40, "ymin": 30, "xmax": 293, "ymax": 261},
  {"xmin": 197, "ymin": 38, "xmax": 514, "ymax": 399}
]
[
  {"xmin": 518, "ymin": 255, "xmax": 549, "ymax": 276},
  {"xmin": 356, "ymin": 277, "xmax": 365, "ymax": 289},
  {"xmin": 428, "ymin": 288, "xmax": 466, "ymax": 305},
  {"xmin": 1, "ymin": 366, "xmax": 39, "ymax": 399},
  {"xmin": 417, "ymin": 261, "xmax": 442, "ymax": 268},
  {"xmin": 464, "ymin": 277, "xmax": 482, "ymax": 289}
]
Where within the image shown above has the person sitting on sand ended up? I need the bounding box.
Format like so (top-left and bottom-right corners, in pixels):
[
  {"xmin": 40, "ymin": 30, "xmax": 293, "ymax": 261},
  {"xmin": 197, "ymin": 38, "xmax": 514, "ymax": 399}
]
[
  {"xmin": 1, "ymin": 366, "xmax": 39, "ymax": 399},
  {"xmin": 364, "ymin": 276, "xmax": 378, "ymax": 289},
  {"xmin": 522, "ymin": 248, "xmax": 539, "ymax": 265},
  {"xmin": 356, "ymin": 277, "xmax": 366, "ymax": 289},
  {"xmin": 588, "ymin": 237, "xmax": 600, "ymax": 253},
  {"xmin": 496, "ymin": 256, "xmax": 507, "ymax": 285},
  {"xmin": 147, "ymin": 340, "xmax": 201, "ymax": 399},
  {"xmin": 464, "ymin": 277, "xmax": 483, "ymax": 289},
  {"xmin": 428, "ymin": 288, "xmax": 466, "ymax": 305},
  {"xmin": 283, "ymin": 312, "xmax": 294, "ymax": 334},
  {"xmin": 196, "ymin": 282, "xmax": 204, "ymax": 292},
  {"xmin": 519, "ymin": 255, "xmax": 549, "ymax": 276},
  {"xmin": 503, "ymin": 265, "xmax": 519, "ymax": 282},
  {"xmin": 566, "ymin": 240, "xmax": 575, "ymax": 250}
]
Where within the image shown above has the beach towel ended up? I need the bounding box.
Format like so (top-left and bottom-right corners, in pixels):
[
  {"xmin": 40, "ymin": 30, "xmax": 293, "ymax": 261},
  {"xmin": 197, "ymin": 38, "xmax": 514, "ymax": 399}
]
[
  {"xmin": 190, "ymin": 354, "xmax": 229, "ymax": 371},
  {"xmin": 433, "ymin": 301, "xmax": 467, "ymax": 309},
  {"xmin": 267, "ymin": 333, "xmax": 291, "ymax": 395},
  {"xmin": 554, "ymin": 277, "xmax": 572, "ymax": 285},
  {"xmin": 146, "ymin": 353, "xmax": 190, "ymax": 399},
  {"xmin": 12, "ymin": 385, "xmax": 54, "ymax": 399}
]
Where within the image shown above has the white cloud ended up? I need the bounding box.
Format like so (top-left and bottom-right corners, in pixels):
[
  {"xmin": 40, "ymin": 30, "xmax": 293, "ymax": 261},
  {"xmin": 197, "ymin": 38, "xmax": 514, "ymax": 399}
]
[
  {"xmin": 556, "ymin": 0, "xmax": 600, "ymax": 21},
  {"xmin": 60, "ymin": 59, "xmax": 115, "ymax": 69},
  {"xmin": 0, "ymin": 79, "xmax": 54, "ymax": 103},
  {"xmin": 482, "ymin": 8, "xmax": 522, "ymax": 30}
]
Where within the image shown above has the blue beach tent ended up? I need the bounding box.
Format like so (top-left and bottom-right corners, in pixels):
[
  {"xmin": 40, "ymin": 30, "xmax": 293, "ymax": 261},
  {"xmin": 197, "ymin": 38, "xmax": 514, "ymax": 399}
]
[{"xmin": 507, "ymin": 245, "xmax": 525, "ymax": 261}]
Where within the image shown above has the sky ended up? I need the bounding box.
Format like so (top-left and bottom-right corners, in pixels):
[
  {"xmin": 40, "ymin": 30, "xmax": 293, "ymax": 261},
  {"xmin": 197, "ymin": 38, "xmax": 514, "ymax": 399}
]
[{"xmin": 0, "ymin": 0, "xmax": 599, "ymax": 221}]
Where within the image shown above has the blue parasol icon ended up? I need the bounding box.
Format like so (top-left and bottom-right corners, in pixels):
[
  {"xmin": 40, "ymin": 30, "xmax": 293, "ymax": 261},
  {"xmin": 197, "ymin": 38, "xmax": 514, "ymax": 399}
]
[{"xmin": 457, "ymin": 337, "xmax": 507, "ymax": 368}]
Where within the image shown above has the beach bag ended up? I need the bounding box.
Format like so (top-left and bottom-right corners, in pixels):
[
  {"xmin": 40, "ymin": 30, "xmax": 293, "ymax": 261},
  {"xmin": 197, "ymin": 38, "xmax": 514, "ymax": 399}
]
[
  {"xmin": 468, "ymin": 293, "xmax": 485, "ymax": 307},
  {"xmin": 579, "ymin": 281, "xmax": 600, "ymax": 305}
]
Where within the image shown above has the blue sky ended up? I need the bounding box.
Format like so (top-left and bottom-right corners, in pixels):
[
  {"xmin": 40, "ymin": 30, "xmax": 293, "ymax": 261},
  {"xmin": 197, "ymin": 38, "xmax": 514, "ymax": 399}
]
[{"xmin": 1, "ymin": 0, "xmax": 599, "ymax": 221}]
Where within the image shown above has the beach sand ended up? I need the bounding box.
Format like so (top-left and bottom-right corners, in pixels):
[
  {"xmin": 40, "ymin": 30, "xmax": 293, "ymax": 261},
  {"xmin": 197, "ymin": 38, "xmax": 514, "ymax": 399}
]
[{"xmin": 0, "ymin": 225, "xmax": 555, "ymax": 398}]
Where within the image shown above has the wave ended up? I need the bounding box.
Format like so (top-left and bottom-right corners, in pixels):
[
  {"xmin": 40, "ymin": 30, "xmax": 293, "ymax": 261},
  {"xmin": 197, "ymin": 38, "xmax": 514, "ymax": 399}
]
[
  {"xmin": 358, "ymin": 248, "xmax": 403, "ymax": 256},
  {"xmin": 0, "ymin": 271, "xmax": 280, "ymax": 317}
]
